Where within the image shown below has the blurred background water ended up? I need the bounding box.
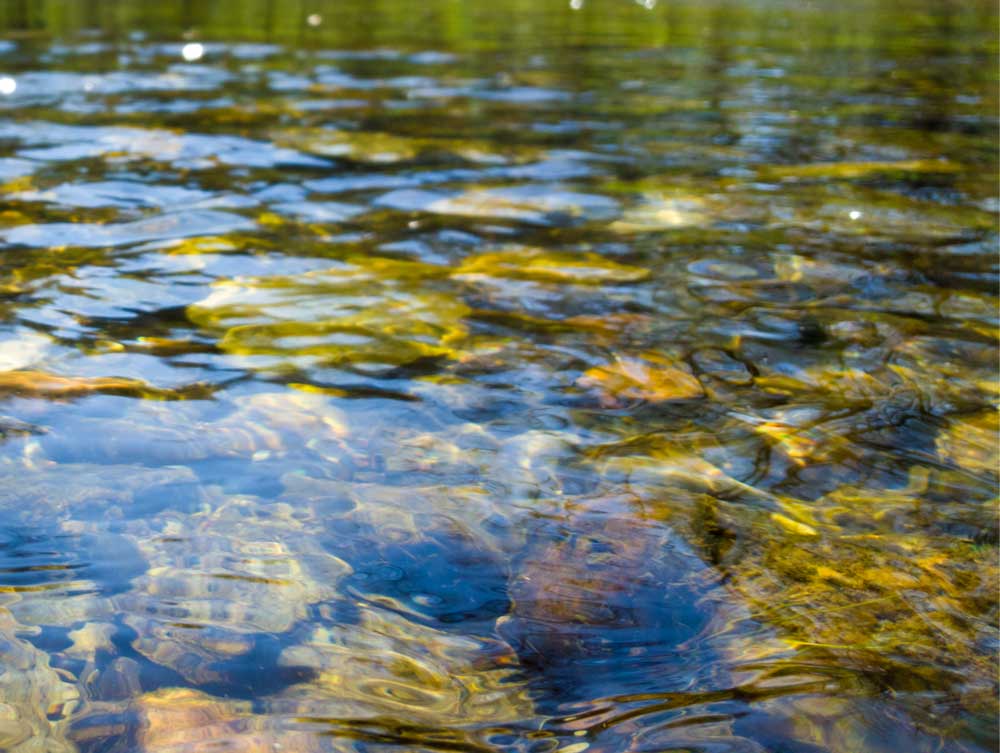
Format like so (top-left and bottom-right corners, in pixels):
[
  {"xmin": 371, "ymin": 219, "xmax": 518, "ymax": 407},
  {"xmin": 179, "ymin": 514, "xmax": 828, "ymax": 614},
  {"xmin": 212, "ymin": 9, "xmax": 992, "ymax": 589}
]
[{"xmin": 0, "ymin": 1, "xmax": 996, "ymax": 751}]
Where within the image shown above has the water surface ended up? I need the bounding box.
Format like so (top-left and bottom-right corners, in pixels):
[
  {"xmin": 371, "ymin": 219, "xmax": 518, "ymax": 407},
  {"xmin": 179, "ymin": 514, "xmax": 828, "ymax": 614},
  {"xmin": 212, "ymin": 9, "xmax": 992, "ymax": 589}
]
[{"xmin": 0, "ymin": 1, "xmax": 997, "ymax": 751}]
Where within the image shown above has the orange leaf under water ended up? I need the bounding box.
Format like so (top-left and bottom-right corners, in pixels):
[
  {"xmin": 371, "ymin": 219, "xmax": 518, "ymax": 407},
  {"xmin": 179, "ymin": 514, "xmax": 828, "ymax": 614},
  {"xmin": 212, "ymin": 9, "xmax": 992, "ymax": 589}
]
[{"xmin": 578, "ymin": 354, "xmax": 705, "ymax": 405}]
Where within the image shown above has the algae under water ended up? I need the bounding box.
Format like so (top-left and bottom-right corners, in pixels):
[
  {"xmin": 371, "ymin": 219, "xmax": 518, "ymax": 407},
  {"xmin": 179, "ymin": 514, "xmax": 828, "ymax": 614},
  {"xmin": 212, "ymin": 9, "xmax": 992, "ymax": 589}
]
[{"xmin": 0, "ymin": 0, "xmax": 996, "ymax": 751}]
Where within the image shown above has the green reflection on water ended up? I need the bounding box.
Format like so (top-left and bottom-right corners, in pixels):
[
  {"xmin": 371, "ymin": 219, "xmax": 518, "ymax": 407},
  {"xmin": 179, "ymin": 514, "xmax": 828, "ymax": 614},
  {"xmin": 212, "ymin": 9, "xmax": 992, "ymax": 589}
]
[{"xmin": 0, "ymin": 1, "xmax": 996, "ymax": 752}]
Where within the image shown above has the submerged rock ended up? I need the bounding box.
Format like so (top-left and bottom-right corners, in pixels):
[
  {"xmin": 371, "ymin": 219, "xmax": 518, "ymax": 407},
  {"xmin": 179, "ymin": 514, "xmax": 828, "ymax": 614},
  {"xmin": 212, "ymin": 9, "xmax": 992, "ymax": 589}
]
[
  {"xmin": 0, "ymin": 611, "xmax": 79, "ymax": 753},
  {"xmin": 376, "ymin": 184, "xmax": 620, "ymax": 226},
  {"xmin": 118, "ymin": 495, "xmax": 352, "ymax": 686},
  {"xmin": 610, "ymin": 192, "xmax": 710, "ymax": 232},
  {"xmin": 0, "ymin": 370, "xmax": 181, "ymax": 400},
  {"xmin": 492, "ymin": 496, "xmax": 838, "ymax": 753},
  {"xmin": 188, "ymin": 260, "xmax": 468, "ymax": 371},
  {"xmin": 454, "ymin": 246, "xmax": 649, "ymax": 285},
  {"xmin": 127, "ymin": 687, "xmax": 321, "ymax": 753},
  {"xmin": 274, "ymin": 605, "xmax": 531, "ymax": 729},
  {"xmin": 497, "ymin": 504, "xmax": 733, "ymax": 705}
]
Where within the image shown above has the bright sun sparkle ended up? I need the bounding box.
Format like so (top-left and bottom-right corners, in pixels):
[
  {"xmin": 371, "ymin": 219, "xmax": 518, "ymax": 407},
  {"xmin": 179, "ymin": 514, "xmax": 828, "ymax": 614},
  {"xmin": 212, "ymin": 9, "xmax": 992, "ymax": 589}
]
[
  {"xmin": 181, "ymin": 42, "xmax": 204, "ymax": 62},
  {"xmin": 0, "ymin": 76, "xmax": 15, "ymax": 95}
]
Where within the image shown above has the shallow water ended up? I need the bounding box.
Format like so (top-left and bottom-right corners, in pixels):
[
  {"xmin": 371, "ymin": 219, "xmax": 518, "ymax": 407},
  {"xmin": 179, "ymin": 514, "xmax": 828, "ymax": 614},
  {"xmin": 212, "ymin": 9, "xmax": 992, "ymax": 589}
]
[{"xmin": 0, "ymin": 1, "xmax": 997, "ymax": 751}]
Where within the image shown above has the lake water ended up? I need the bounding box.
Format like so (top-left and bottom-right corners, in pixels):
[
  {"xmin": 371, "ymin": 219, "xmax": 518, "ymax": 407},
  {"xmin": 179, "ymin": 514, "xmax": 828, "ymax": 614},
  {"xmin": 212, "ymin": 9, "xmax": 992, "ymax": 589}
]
[{"xmin": 0, "ymin": 1, "xmax": 996, "ymax": 751}]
